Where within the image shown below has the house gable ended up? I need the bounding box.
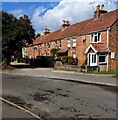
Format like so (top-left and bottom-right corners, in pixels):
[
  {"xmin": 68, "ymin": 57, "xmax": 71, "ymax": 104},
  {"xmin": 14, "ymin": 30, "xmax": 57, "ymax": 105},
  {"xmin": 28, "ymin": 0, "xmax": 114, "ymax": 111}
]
[{"xmin": 85, "ymin": 44, "xmax": 97, "ymax": 54}]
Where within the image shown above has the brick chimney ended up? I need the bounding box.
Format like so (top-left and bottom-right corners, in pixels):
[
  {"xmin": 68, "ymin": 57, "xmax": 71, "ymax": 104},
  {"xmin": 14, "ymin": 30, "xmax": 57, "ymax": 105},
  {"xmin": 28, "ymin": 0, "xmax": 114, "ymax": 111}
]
[
  {"xmin": 62, "ymin": 20, "xmax": 70, "ymax": 29},
  {"xmin": 94, "ymin": 5, "xmax": 107, "ymax": 19},
  {"xmin": 43, "ymin": 28, "xmax": 50, "ymax": 35}
]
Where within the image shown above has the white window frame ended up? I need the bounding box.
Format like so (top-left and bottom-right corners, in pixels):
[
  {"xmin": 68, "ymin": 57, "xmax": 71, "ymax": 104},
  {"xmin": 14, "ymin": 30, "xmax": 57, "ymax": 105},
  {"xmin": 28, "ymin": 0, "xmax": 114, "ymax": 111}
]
[
  {"xmin": 91, "ymin": 32, "xmax": 101, "ymax": 43},
  {"xmin": 38, "ymin": 45, "xmax": 41, "ymax": 50},
  {"xmin": 89, "ymin": 53, "xmax": 97, "ymax": 66},
  {"xmin": 72, "ymin": 38, "xmax": 76, "ymax": 47},
  {"xmin": 67, "ymin": 39, "xmax": 70, "ymax": 48},
  {"xmin": 59, "ymin": 40, "xmax": 61, "ymax": 48},
  {"xmin": 99, "ymin": 53, "xmax": 107, "ymax": 64}
]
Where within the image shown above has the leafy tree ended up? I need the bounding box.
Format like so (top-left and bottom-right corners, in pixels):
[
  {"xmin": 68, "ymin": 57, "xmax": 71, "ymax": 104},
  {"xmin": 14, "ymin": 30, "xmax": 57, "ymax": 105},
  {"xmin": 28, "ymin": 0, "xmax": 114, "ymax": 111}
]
[
  {"xmin": 2, "ymin": 11, "xmax": 35, "ymax": 64},
  {"xmin": 50, "ymin": 48, "xmax": 59, "ymax": 57}
]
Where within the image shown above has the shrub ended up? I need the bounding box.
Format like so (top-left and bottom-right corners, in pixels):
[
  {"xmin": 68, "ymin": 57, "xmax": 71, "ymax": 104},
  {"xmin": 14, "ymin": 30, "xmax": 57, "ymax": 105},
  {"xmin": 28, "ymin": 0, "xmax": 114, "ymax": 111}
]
[
  {"xmin": 61, "ymin": 56, "xmax": 78, "ymax": 65},
  {"xmin": 55, "ymin": 56, "xmax": 61, "ymax": 61},
  {"xmin": 17, "ymin": 58, "xmax": 20, "ymax": 63},
  {"xmin": 30, "ymin": 56, "xmax": 54, "ymax": 67},
  {"xmin": 61, "ymin": 56, "xmax": 69, "ymax": 64},
  {"xmin": 50, "ymin": 48, "xmax": 59, "ymax": 57}
]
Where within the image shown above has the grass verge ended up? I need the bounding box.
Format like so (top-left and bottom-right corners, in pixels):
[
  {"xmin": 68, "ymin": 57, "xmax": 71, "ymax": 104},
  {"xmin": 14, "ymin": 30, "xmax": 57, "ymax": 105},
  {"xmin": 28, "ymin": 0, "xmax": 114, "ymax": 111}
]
[{"xmin": 89, "ymin": 71, "xmax": 118, "ymax": 77}]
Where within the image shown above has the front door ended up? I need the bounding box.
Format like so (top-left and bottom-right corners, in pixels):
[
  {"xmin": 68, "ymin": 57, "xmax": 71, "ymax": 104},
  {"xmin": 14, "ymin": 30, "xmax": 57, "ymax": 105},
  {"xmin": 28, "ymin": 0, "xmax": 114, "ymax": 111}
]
[{"xmin": 88, "ymin": 53, "xmax": 97, "ymax": 66}]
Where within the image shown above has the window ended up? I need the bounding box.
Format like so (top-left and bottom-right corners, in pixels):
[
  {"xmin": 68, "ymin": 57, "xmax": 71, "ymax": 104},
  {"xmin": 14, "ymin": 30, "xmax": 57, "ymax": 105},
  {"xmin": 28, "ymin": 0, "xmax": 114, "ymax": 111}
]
[
  {"xmin": 59, "ymin": 40, "xmax": 61, "ymax": 48},
  {"xmin": 89, "ymin": 53, "xmax": 97, "ymax": 66},
  {"xmin": 72, "ymin": 38, "xmax": 76, "ymax": 47},
  {"xmin": 38, "ymin": 45, "xmax": 41, "ymax": 50},
  {"xmin": 23, "ymin": 47, "xmax": 26, "ymax": 53},
  {"xmin": 67, "ymin": 39, "xmax": 70, "ymax": 48},
  {"xmin": 91, "ymin": 32, "xmax": 101, "ymax": 43},
  {"xmin": 44, "ymin": 43, "xmax": 46, "ymax": 51},
  {"xmin": 55, "ymin": 41, "xmax": 57, "ymax": 48},
  {"xmin": 92, "ymin": 54, "xmax": 96, "ymax": 63},
  {"xmin": 99, "ymin": 53, "xmax": 106, "ymax": 63},
  {"xmin": 47, "ymin": 43, "xmax": 50, "ymax": 50}
]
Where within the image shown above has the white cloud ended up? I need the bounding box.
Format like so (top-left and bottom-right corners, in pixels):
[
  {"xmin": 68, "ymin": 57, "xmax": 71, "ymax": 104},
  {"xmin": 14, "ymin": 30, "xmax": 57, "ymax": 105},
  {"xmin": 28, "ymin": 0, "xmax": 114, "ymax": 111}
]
[
  {"xmin": 10, "ymin": 9, "xmax": 24, "ymax": 18},
  {"xmin": 31, "ymin": 0, "xmax": 117, "ymax": 34}
]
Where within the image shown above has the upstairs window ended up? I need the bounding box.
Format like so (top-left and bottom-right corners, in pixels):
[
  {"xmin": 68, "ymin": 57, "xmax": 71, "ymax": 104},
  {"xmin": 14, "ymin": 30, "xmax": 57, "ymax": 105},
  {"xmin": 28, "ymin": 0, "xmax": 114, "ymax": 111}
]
[
  {"xmin": 44, "ymin": 43, "xmax": 46, "ymax": 51},
  {"xmin": 91, "ymin": 32, "xmax": 101, "ymax": 43},
  {"xmin": 67, "ymin": 39, "xmax": 70, "ymax": 48},
  {"xmin": 38, "ymin": 45, "xmax": 41, "ymax": 50},
  {"xmin": 72, "ymin": 38, "xmax": 76, "ymax": 47},
  {"xmin": 55, "ymin": 41, "xmax": 57, "ymax": 48},
  {"xmin": 59, "ymin": 40, "xmax": 61, "ymax": 48},
  {"xmin": 47, "ymin": 43, "xmax": 50, "ymax": 50}
]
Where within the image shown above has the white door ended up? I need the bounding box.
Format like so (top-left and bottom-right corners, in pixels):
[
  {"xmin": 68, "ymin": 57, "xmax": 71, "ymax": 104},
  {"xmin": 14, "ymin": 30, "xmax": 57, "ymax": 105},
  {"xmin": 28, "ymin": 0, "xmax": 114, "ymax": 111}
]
[{"xmin": 89, "ymin": 53, "xmax": 97, "ymax": 66}]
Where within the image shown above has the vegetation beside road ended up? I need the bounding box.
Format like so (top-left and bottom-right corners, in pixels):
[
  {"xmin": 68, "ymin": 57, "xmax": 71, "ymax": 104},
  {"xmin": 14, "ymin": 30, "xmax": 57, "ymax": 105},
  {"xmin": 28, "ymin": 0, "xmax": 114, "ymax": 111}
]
[
  {"xmin": 89, "ymin": 71, "xmax": 118, "ymax": 77},
  {"xmin": 2, "ymin": 11, "xmax": 35, "ymax": 65}
]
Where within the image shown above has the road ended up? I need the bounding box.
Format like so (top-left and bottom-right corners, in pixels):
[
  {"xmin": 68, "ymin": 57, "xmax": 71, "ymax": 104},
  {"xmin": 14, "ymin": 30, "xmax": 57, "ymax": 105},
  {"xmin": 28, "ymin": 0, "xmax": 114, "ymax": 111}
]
[
  {"xmin": 4, "ymin": 68, "xmax": 117, "ymax": 86},
  {"xmin": 2, "ymin": 73, "xmax": 117, "ymax": 119}
]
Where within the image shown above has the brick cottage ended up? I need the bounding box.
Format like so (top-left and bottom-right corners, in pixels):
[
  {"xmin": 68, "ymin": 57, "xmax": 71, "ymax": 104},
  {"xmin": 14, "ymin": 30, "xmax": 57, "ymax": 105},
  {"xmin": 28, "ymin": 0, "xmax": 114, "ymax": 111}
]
[{"xmin": 23, "ymin": 5, "xmax": 118, "ymax": 71}]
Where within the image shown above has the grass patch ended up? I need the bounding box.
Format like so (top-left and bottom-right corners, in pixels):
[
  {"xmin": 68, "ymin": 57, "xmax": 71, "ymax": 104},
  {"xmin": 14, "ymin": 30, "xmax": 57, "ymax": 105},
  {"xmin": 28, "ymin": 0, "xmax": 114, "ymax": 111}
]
[{"xmin": 89, "ymin": 71, "xmax": 118, "ymax": 77}]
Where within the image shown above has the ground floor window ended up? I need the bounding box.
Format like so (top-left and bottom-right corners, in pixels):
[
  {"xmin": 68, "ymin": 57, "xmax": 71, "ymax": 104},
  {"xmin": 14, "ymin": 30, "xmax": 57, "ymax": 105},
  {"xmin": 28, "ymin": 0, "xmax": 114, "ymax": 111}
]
[
  {"xmin": 99, "ymin": 53, "xmax": 106, "ymax": 63},
  {"xmin": 88, "ymin": 53, "xmax": 97, "ymax": 66}
]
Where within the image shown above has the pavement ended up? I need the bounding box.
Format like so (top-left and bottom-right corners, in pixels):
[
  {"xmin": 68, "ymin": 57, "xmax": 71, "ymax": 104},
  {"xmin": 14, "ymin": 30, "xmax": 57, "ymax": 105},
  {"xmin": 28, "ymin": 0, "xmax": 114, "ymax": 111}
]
[
  {"xmin": 1, "ymin": 64, "xmax": 117, "ymax": 87},
  {"xmin": 1, "ymin": 100, "xmax": 40, "ymax": 119}
]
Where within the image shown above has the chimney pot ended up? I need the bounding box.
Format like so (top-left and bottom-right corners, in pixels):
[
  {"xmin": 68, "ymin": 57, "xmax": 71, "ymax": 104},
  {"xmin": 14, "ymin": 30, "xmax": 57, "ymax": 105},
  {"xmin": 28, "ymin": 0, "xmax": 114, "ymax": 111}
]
[
  {"xmin": 96, "ymin": 5, "xmax": 100, "ymax": 11},
  {"xmin": 100, "ymin": 4, "xmax": 104, "ymax": 10},
  {"xmin": 62, "ymin": 20, "xmax": 70, "ymax": 29},
  {"xmin": 43, "ymin": 28, "xmax": 50, "ymax": 35},
  {"xmin": 94, "ymin": 4, "xmax": 107, "ymax": 19}
]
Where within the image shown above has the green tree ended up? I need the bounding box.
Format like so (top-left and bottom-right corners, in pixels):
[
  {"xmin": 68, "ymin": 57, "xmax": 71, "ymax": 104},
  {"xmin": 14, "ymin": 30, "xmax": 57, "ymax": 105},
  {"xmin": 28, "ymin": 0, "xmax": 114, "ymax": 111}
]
[
  {"xmin": 2, "ymin": 11, "xmax": 35, "ymax": 64},
  {"xmin": 50, "ymin": 48, "xmax": 59, "ymax": 57}
]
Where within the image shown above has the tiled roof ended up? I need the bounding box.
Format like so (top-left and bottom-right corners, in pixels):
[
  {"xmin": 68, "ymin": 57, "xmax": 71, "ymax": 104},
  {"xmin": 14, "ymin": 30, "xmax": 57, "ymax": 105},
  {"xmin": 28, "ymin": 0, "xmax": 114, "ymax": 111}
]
[
  {"xmin": 92, "ymin": 43, "xmax": 108, "ymax": 52},
  {"xmin": 33, "ymin": 9, "xmax": 118, "ymax": 46}
]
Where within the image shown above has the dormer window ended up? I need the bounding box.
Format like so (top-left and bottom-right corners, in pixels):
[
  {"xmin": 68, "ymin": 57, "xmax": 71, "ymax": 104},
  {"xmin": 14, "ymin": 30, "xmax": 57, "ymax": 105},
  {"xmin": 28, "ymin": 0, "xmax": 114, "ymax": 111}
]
[{"xmin": 91, "ymin": 32, "xmax": 101, "ymax": 43}]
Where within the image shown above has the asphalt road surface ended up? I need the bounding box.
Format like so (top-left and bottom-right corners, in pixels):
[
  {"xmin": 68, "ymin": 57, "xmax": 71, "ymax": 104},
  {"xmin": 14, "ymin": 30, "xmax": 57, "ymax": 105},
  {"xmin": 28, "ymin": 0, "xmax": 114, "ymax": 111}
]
[{"xmin": 2, "ymin": 73, "xmax": 117, "ymax": 119}]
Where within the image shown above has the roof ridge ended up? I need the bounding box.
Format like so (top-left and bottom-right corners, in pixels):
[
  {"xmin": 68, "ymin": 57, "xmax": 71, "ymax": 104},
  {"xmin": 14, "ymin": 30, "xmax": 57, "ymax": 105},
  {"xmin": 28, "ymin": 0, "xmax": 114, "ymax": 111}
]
[{"xmin": 32, "ymin": 9, "xmax": 118, "ymax": 46}]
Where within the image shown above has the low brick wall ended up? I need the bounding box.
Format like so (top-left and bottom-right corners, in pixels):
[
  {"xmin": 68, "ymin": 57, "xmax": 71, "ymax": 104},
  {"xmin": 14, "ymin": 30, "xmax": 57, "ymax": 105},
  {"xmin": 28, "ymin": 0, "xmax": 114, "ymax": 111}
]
[
  {"xmin": 85, "ymin": 66, "xmax": 99, "ymax": 72},
  {"xmin": 54, "ymin": 61, "xmax": 81, "ymax": 72},
  {"xmin": 54, "ymin": 61, "xmax": 99, "ymax": 73}
]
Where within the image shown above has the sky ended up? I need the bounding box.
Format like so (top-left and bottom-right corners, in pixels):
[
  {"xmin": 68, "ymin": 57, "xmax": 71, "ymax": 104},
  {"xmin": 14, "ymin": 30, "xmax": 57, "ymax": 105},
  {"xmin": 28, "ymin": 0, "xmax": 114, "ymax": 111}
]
[{"xmin": 2, "ymin": 0, "xmax": 118, "ymax": 35}]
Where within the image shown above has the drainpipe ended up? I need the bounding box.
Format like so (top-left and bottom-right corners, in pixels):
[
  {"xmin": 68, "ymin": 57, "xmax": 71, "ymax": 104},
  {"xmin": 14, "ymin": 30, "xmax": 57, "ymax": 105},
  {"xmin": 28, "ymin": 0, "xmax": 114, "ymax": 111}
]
[{"xmin": 107, "ymin": 27, "xmax": 110, "ymax": 71}]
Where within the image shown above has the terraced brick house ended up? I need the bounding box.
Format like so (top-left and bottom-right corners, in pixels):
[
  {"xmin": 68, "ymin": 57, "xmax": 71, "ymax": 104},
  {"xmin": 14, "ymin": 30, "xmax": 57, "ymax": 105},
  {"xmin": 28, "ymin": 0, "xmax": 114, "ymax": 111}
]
[{"xmin": 23, "ymin": 5, "xmax": 118, "ymax": 71}]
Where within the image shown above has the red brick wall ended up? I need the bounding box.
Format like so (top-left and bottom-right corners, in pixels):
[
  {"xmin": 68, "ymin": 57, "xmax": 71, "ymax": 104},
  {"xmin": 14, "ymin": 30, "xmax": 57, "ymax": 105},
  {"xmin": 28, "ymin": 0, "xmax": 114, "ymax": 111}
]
[
  {"xmin": 25, "ymin": 27, "xmax": 117, "ymax": 71},
  {"xmin": 109, "ymin": 20, "xmax": 118, "ymax": 71}
]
